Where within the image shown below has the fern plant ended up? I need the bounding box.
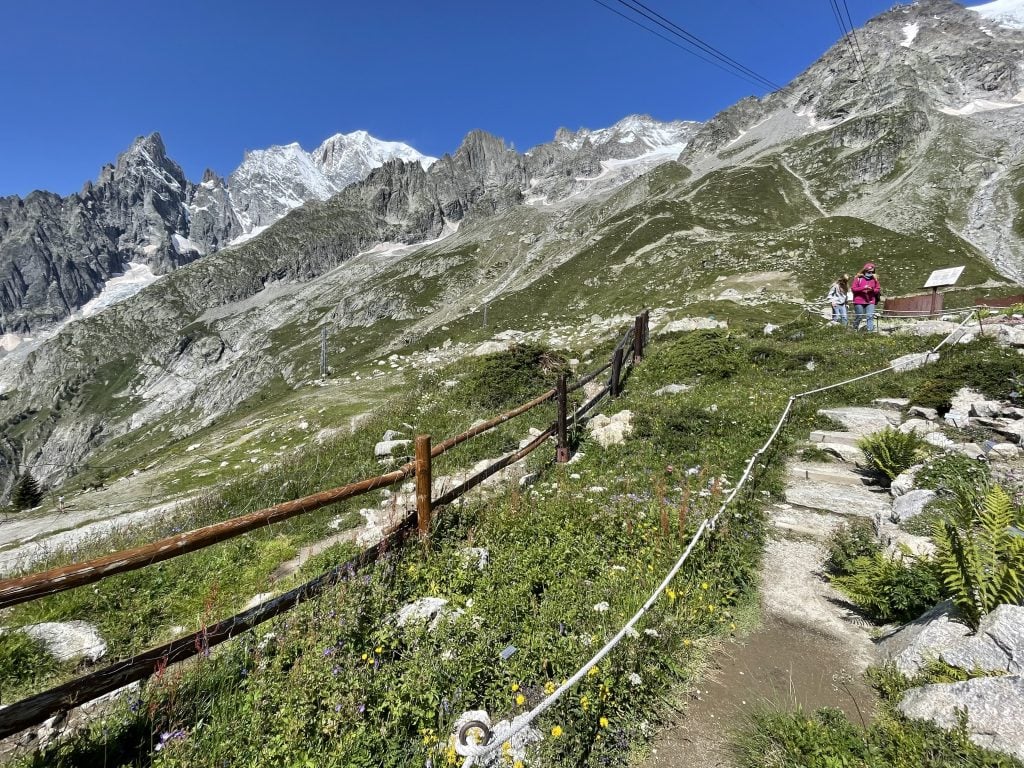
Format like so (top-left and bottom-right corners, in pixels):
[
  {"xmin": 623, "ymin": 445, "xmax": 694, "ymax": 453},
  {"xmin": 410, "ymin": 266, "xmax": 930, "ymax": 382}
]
[
  {"xmin": 857, "ymin": 427, "xmax": 926, "ymax": 481},
  {"xmin": 832, "ymin": 547, "xmax": 942, "ymax": 623},
  {"xmin": 933, "ymin": 485, "xmax": 1024, "ymax": 630}
]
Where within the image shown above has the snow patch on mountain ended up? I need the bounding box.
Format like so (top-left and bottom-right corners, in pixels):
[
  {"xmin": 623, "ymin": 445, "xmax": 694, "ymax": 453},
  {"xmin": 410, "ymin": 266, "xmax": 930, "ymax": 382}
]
[
  {"xmin": 936, "ymin": 90, "xmax": 1024, "ymax": 115},
  {"xmin": 77, "ymin": 263, "xmax": 162, "ymax": 319},
  {"xmin": 901, "ymin": 22, "xmax": 920, "ymax": 46},
  {"xmin": 969, "ymin": 0, "xmax": 1024, "ymax": 29},
  {"xmin": 555, "ymin": 115, "xmax": 700, "ymax": 153}
]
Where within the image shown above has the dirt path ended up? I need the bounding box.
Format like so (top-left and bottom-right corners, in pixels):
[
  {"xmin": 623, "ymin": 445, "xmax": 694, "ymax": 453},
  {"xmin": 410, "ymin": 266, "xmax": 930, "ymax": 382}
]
[{"xmin": 643, "ymin": 406, "xmax": 899, "ymax": 767}]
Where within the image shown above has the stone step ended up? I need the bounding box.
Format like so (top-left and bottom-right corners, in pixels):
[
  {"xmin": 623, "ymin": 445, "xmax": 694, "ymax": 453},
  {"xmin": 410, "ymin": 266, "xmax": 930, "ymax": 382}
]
[
  {"xmin": 807, "ymin": 441, "xmax": 866, "ymax": 466},
  {"xmin": 785, "ymin": 480, "xmax": 892, "ymax": 519},
  {"xmin": 789, "ymin": 462, "xmax": 879, "ymax": 488},
  {"xmin": 818, "ymin": 406, "xmax": 902, "ymax": 437},
  {"xmin": 809, "ymin": 430, "xmax": 862, "ymax": 447}
]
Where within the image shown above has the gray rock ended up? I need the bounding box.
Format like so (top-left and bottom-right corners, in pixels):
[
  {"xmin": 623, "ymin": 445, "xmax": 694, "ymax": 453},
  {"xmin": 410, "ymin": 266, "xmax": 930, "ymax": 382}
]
[
  {"xmin": 942, "ymin": 605, "xmax": 1024, "ymax": 675},
  {"xmin": 970, "ymin": 400, "xmax": 1005, "ymax": 418},
  {"xmin": 898, "ymin": 418, "xmax": 940, "ymax": 435},
  {"xmin": 653, "ymin": 384, "xmax": 692, "ymax": 396},
  {"xmin": 785, "ymin": 480, "xmax": 892, "ymax": 519},
  {"xmin": 909, "ymin": 406, "xmax": 939, "ymax": 421},
  {"xmin": 991, "ymin": 420, "xmax": 1024, "ymax": 444},
  {"xmin": 891, "ymin": 464, "xmax": 924, "ymax": 498},
  {"xmin": 658, "ymin": 317, "xmax": 726, "ymax": 334},
  {"xmin": 953, "ymin": 442, "xmax": 987, "ymax": 461},
  {"xmin": 988, "ymin": 442, "xmax": 1021, "ymax": 461},
  {"xmin": 879, "ymin": 600, "xmax": 971, "ymax": 677},
  {"xmin": 20, "ymin": 621, "xmax": 107, "ymax": 663},
  {"xmin": 763, "ymin": 323, "xmax": 779, "ymax": 335},
  {"xmin": 393, "ymin": 597, "xmax": 462, "ymax": 631},
  {"xmin": 899, "ymin": 676, "xmax": 1024, "ymax": 760},
  {"xmin": 890, "ymin": 489, "xmax": 937, "ymax": 522},
  {"xmin": 587, "ymin": 411, "xmax": 634, "ymax": 447},
  {"xmin": 374, "ymin": 439, "xmax": 411, "ymax": 458},
  {"xmin": 381, "ymin": 429, "xmax": 404, "ymax": 441},
  {"xmin": 925, "ymin": 432, "xmax": 955, "ymax": 450},
  {"xmin": 817, "ymin": 407, "xmax": 901, "ymax": 437}
]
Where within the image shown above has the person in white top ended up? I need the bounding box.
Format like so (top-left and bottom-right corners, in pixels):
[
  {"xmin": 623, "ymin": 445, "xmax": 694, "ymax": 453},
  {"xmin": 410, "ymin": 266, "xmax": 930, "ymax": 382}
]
[{"xmin": 826, "ymin": 273, "xmax": 850, "ymax": 326}]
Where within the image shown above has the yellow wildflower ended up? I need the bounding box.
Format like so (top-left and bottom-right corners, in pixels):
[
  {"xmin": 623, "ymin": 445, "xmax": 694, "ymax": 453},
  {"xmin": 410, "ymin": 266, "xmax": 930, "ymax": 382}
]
[
  {"xmin": 375, "ymin": 646, "xmax": 383, "ymax": 654},
  {"xmin": 544, "ymin": 681, "xmax": 557, "ymax": 695},
  {"xmin": 581, "ymin": 694, "xmax": 591, "ymax": 711},
  {"xmin": 361, "ymin": 653, "xmax": 368, "ymax": 661},
  {"xmin": 551, "ymin": 725, "xmax": 564, "ymax": 738},
  {"xmin": 683, "ymin": 638, "xmax": 692, "ymax": 647},
  {"xmin": 599, "ymin": 716, "xmax": 609, "ymax": 729},
  {"xmin": 511, "ymin": 682, "xmax": 520, "ymax": 692},
  {"xmin": 708, "ymin": 604, "xmax": 716, "ymax": 613},
  {"xmin": 515, "ymin": 693, "xmax": 526, "ymax": 706},
  {"xmin": 701, "ymin": 581, "xmax": 709, "ymax": 590},
  {"xmin": 730, "ymin": 622, "xmax": 737, "ymax": 631},
  {"xmin": 666, "ymin": 588, "xmax": 676, "ymax": 602},
  {"xmin": 588, "ymin": 665, "xmax": 600, "ymax": 677}
]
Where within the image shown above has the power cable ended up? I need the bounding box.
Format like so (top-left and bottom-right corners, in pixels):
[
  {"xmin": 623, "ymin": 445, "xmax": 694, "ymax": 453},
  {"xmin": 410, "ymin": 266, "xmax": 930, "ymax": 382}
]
[
  {"xmin": 591, "ymin": 0, "xmax": 791, "ymax": 95},
  {"xmin": 589, "ymin": 0, "xmax": 783, "ymax": 94},
  {"xmin": 839, "ymin": 0, "xmax": 869, "ymax": 71},
  {"xmin": 617, "ymin": 0, "xmax": 791, "ymax": 93},
  {"xmin": 827, "ymin": 0, "xmax": 868, "ymax": 81}
]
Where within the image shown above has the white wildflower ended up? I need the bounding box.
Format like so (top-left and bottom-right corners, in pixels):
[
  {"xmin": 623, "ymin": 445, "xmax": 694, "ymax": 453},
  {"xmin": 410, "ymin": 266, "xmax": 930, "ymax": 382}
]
[
  {"xmin": 593, "ymin": 601, "xmax": 610, "ymax": 613},
  {"xmin": 628, "ymin": 672, "xmax": 643, "ymax": 687},
  {"xmin": 643, "ymin": 629, "xmax": 660, "ymax": 638}
]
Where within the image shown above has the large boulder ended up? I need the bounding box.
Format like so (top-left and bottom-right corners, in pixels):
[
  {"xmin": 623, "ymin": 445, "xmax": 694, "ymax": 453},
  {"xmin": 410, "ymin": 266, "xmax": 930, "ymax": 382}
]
[
  {"xmin": 878, "ymin": 601, "xmax": 971, "ymax": 676},
  {"xmin": 941, "ymin": 605, "xmax": 1024, "ymax": 675},
  {"xmin": 658, "ymin": 317, "xmax": 726, "ymax": 334},
  {"xmin": 899, "ymin": 675, "xmax": 1024, "ymax": 760}
]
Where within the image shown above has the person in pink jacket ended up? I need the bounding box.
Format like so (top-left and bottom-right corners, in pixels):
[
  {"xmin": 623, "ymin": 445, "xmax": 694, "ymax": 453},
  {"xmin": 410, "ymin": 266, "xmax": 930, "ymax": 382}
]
[{"xmin": 851, "ymin": 262, "xmax": 881, "ymax": 331}]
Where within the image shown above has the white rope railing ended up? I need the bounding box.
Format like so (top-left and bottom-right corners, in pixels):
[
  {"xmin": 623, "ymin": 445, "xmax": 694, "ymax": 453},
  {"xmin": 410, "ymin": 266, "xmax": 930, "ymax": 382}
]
[{"xmin": 454, "ymin": 309, "xmax": 981, "ymax": 766}]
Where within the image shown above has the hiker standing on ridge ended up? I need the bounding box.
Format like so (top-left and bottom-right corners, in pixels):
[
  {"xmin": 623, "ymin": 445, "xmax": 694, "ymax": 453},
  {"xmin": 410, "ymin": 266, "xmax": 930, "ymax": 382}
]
[
  {"xmin": 826, "ymin": 273, "xmax": 850, "ymax": 326},
  {"xmin": 851, "ymin": 263, "xmax": 881, "ymax": 331}
]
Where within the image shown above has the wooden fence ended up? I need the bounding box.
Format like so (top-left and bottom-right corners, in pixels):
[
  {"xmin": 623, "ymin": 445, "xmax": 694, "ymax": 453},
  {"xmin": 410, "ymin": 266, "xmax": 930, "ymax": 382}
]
[
  {"xmin": 0, "ymin": 311, "xmax": 650, "ymax": 740},
  {"xmin": 881, "ymin": 292, "xmax": 942, "ymax": 316}
]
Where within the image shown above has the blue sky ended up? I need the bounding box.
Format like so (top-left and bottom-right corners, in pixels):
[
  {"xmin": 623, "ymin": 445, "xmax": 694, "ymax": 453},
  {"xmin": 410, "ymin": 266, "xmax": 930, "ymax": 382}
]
[{"xmin": 1, "ymin": 0, "xmax": 902, "ymax": 196}]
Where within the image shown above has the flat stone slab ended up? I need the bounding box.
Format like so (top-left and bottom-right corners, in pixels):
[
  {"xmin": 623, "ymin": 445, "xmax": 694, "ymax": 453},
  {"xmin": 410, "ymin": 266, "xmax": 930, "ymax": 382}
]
[
  {"xmin": 818, "ymin": 407, "xmax": 901, "ymax": 437},
  {"xmin": 789, "ymin": 462, "xmax": 876, "ymax": 488},
  {"xmin": 899, "ymin": 675, "xmax": 1024, "ymax": 761},
  {"xmin": 815, "ymin": 441, "xmax": 867, "ymax": 465},
  {"xmin": 770, "ymin": 506, "xmax": 845, "ymax": 540},
  {"xmin": 784, "ymin": 480, "xmax": 892, "ymax": 519},
  {"xmin": 809, "ymin": 430, "xmax": 861, "ymax": 447},
  {"xmin": 879, "ymin": 600, "xmax": 971, "ymax": 677},
  {"xmin": 890, "ymin": 489, "xmax": 937, "ymax": 522}
]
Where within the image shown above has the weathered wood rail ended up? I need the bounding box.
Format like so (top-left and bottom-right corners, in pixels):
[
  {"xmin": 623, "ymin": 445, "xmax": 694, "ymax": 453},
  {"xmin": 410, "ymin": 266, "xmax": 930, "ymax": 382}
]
[{"xmin": 0, "ymin": 311, "xmax": 650, "ymax": 740}]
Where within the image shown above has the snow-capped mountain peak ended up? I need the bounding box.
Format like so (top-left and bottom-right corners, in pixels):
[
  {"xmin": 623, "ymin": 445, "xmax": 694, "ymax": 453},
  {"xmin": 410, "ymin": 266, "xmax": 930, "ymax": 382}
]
[
  {"xmin": 224, "ymin": 131, "xmax": 436, "ymax": 235},
  {"xmin": 969, "ymin": 0, "xmax": 1024, "ymax": 29}
]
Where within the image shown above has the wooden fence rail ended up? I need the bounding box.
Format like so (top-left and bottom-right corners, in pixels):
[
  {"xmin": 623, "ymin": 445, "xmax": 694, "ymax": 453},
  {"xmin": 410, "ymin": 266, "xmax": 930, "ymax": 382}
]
[{"xmin": 0, "ymin": 311, "xmax": 650, "ymax": 739}]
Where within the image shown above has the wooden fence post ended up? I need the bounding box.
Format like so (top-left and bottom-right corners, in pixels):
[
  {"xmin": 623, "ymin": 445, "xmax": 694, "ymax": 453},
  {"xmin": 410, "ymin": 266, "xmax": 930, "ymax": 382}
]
[
  {"xmin": 642, "ymin": 309, "xmax": 650, "ymax": 348},
  {"xmin": 611, "ymin": 348, "xmax": 624, "ymax": 398},
  {"xmin": 633, "ymin": 314, "xmax": 644, "ymax": 362},
  {"xmin": 556, "ymin": 374, "xmax": 569, "ymax": 463},
  {"xmin": 415, "ymin": 435, "xmax": 432, "ymax": 540}
]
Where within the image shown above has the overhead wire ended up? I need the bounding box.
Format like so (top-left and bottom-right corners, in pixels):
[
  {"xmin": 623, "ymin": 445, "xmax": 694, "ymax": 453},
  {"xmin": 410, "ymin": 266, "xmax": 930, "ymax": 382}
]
[
  {"xmin": 590, "ymin": 0, "xmax": 791, "ymax": 95},
  {"xmin": 613, "ymin": 0, "xmax": 791, "ymax": 93},
  {"xmin": 827, "ymin": 0, "xmax": 868, "ymax": 81}
]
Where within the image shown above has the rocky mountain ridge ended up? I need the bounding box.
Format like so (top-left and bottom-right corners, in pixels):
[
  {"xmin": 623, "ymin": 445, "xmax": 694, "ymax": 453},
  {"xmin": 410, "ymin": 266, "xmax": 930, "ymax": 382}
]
[{"xmin": 0, "ymin": 117, "xmax": 696, "ymax": 335}]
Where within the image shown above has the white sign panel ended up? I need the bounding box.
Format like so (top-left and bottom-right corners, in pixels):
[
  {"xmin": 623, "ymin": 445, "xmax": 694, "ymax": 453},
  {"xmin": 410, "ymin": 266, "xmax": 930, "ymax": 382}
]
[{"xmin": 924, "ymin": 266, "xmax": 965, "ymax": 289}]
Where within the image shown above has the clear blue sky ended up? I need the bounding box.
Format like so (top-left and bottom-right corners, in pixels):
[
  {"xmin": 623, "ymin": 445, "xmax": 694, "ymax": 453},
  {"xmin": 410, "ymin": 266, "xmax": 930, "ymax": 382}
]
[{"xmin": 2, "ymin": 0, "xmax": 902, "ymax": 197}]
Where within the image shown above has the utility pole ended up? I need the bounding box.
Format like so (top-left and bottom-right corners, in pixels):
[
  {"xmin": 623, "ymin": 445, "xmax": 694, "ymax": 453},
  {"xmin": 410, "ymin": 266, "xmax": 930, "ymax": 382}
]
[{"xmin": 320, "ymin": 327, "xmax": 328, "ymax": 378}]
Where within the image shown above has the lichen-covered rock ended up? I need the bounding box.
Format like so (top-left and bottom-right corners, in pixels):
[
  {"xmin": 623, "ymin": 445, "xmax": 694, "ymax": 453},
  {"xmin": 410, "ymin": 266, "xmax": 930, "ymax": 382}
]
[
  {"xmin": 587, "ymin": 411, "xmax": 634, "ymax": 447},
  {"xmin": 940, "ymin": 605, "xmax": 1024, "ymax": 675},
  {"xmin": 899, "ymin": 675, "xmax": 1024, "ymax": 760},
  {"xmin": 879, "ymin": 600, "xmax": 971, "ymax": 676},
  {"xmin": 890, "ymin": 489, "xmax": 936, "ymax": 522},
  {"xmin": 890, "ymin": 463, "xmax": 924, "ymax": 497},
  {"xmin": 20, "ymin": 621, "xmax": 107, "ymax": 663}
]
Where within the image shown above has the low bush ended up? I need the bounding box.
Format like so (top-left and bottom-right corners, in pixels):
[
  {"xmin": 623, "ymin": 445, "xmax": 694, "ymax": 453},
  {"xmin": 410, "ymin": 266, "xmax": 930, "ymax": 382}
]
[
  {"xmin": 735, "ymin": 706, "xmax": 1023, "ymax": 768},
  {"xmin": 640, "ymin": 330, "xmax": 741, "ymax": 382},
  {"xmin": 824, "ymin": 519, "xmax": 879, "ymax": 576},
  {"xmin": 831, "ymin": 548, "xmax": 942, "ymax": 623},
  {"xmin": 457, "ymin": 343, "xmax": 567, "ymax": 410},
  {"xmin": 857, "ymin": 427, "xmax": 927, "ymax": 481}
]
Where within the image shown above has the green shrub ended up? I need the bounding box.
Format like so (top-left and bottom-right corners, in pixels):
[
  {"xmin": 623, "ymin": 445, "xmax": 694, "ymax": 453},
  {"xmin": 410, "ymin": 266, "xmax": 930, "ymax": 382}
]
[
  {"xmin": 934, "ymin": 485, "xmax": 1024, "ymax": 630},
  {"xmin": 735, "ymin": 706, "xmax": 1023, "ymax": 768},
  {"xmin": 457, "ymin": 343, "xmax": 566, "ymax": 409},
  {"xmin": 910, "ymin": 378, "xmax": 956, "ymax": 416},
  {"xmin": 832, "ymin": 549, "xmax": 943, "ymax": 623},
  {"xmin": 12, "ymin": 471, "xmax": 43, "ymax": 510},
  {"xmin": 639, "ymin": 330, "xmax": 741, "ymax": 383},
  {"xmin": 916, "ymin": 453, "xmax": 990, "ymax": 495},
  {"xmin": 867, "ymin": 661, "xmax": 972, "ymax": 703},
  {"xmin": 857, "ymin": 427, "xmax": 927, "ymax": 481},
  {"xmin": 825, "ymin": 519, "xmax": 879, "ymax": 576}
]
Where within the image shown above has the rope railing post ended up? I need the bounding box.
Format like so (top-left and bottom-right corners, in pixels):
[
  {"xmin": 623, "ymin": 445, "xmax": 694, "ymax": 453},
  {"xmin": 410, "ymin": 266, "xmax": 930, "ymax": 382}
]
[
  {"xmin": 642, "ymin": 308, "xmax": 650, "ymax": 348},
  {"xmin": 415, "ymin": 435, "xmax": 432, "ymax": 540},
  {"xmin": 633, "ymin": 314, "xmax": 644, "ymax": 363},
  {"xmin": 556, "ymin": 374, "xmax": 569, "ymax": 463},
  {"xmin": 610, "ymin": 348, "xmax": 624, "ymax": 398}
]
